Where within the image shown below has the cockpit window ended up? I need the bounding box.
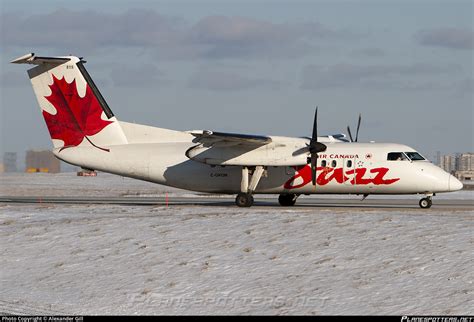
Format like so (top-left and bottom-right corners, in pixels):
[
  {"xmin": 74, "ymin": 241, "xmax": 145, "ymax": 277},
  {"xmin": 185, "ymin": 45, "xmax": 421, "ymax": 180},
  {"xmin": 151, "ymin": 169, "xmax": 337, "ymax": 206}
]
[
  {"xmin": 387, "ymin": 152, "xmax": 408, "ymax": 161},
  {"xmin": 405, "ymin": 152, "xmax": 426, "ymax": 161}
]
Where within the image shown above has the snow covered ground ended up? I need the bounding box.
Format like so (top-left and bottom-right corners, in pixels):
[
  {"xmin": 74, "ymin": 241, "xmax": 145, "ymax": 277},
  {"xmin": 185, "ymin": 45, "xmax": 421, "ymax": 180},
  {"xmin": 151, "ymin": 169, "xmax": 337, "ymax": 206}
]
[
  {"xmin": 1, "ymin": 172, "xmax": 473, "ymax": 200},
  {"xmin": 0, "ymin": 173, "xmax": 473, "ymax": 315},
  {"xmin": 0, "ymin": 172, "xmax": 185, "ymax": 198}
]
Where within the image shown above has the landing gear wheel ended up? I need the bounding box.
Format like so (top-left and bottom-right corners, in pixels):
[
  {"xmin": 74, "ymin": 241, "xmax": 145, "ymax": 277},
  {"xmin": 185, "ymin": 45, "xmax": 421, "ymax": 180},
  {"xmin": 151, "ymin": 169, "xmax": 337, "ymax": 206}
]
[
  {"xmin": 236, "ymin": 193, "xmax": 254, "ymax": 207},
  {"xmin": 419, "ymin": 197, "xmax": 432, "ymax": 209},
  {"xmin": 278, "ymin": 194, "xmax": 297, "ymax": 206}
]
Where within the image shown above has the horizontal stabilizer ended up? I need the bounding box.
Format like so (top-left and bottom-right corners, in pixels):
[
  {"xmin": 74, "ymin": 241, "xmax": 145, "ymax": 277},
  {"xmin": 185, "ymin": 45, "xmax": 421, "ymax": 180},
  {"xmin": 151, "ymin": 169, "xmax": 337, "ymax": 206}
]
[{"xmin": 11, "ymin": 53, "xmax": 71, "ymax": 65}]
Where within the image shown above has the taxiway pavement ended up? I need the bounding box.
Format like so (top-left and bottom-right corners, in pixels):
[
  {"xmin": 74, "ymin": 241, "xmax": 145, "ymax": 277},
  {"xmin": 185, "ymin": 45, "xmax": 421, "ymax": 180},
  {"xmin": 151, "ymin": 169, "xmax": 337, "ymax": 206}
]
[{"xmin": 0, "ymin": 195, "xmax": 471, "ymax": 210}]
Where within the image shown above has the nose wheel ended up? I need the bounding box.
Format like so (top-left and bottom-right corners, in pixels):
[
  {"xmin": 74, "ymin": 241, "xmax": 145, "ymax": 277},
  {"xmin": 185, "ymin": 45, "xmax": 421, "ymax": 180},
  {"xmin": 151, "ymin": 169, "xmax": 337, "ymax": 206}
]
[{"xmin": 419, "ymin": 197, "xmax": 432, "ymax": 209}]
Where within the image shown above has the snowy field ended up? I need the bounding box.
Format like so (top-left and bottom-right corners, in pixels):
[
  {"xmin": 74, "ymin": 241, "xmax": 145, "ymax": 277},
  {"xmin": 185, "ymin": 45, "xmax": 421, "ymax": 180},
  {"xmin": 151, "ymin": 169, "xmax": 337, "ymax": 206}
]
[
  {"xmin": 0, "ymin": 173, "xmax": 473, "ymax": 315},
  {"xmin": 1, "ymin": 172, "xmax": 473, "ymax": 200}
]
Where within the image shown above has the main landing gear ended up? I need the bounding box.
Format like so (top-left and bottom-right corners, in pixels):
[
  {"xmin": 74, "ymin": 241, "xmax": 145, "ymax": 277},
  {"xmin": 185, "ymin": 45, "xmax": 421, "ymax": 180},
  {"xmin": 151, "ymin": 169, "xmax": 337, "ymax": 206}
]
[
  {"xmin": 235, "ymin": 193, "xmax": 254, "ymax": 207},
  {"xmin": 235, "ymin": 166, "xmax": 265, "ymax": 207},
  {"xmin": 419, "ymin": 196, "xmax": 433, "ymax": 209},
  {"xmin": 278, "ymin": 193, "xmax": 298, "ymax": 206}
]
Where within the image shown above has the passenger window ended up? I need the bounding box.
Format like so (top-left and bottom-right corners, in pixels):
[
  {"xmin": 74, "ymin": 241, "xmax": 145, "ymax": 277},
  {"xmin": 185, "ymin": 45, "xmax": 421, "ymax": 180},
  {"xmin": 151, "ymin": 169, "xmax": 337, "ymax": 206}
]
[
  {"xmin": 331, "ymin": 160, "xmax": 337, "ymax": 167},
  {"xmin": 321, "ymin": 160, "xmax": 327, "ymax": 167},
  {"xmin": 347, "ymin": 160, "xmax": 352, "ymax": 167},
  {"xmin": 387, "ymin": 152, "xmax": 407, "ymax": 161}
]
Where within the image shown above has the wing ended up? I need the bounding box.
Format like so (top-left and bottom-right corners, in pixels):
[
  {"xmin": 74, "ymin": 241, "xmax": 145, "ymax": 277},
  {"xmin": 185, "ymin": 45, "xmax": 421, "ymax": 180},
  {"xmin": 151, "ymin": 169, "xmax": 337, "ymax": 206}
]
[
  {"xmin": 189, "ymin": 130, "xmax": 272, "ymax": 147},
  {"xmin": 186, "ymin": 130, "xmax": 275, "ymax": 165}
]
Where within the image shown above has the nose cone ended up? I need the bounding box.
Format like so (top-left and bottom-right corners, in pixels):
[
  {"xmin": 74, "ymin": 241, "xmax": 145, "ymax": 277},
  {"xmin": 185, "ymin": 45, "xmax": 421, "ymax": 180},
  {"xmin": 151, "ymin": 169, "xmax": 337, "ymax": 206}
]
[{"xmin": 449, "ymin": 175, "xmax": 463, "ymax": 191}]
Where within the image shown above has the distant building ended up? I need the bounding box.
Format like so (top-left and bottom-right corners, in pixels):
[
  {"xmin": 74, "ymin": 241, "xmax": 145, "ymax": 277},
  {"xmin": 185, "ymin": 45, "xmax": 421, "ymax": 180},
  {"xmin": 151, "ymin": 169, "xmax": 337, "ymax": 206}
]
[
  {"xmin": 0, "ymin": 163, "xmax": 4, "ymax": 173},
  {"xmin": 454, "ymin": 153, "xmax": 474, "ymax": 181},
  {"xmin": 438, "ymin": 152, "xmax": 474, "ymax": 181},
  {"xmin": 456, "ymin": 153, "xmax": 474, "ymax": 171},
  {"xmin": 3, "ymin": 152, "xmax": 18, "ymax": 172},
  {"xmin": 25, "ymin": 150, "xmax": 61, "ymax": 173},
  {"xmin": 455, "ymin": 170, "xmax": 474, "ymax": 181},
  {"xmin": 439, "ymin": 154, "xmax": 455, "ymax": 173}
]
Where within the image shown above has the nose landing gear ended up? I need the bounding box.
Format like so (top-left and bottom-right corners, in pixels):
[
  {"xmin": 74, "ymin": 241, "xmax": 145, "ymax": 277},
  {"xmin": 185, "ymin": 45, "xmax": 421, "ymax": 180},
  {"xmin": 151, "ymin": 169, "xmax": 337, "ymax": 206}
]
[{"xmin": 419, "ymin": 197, "xmax": 432, "ymax": 209}]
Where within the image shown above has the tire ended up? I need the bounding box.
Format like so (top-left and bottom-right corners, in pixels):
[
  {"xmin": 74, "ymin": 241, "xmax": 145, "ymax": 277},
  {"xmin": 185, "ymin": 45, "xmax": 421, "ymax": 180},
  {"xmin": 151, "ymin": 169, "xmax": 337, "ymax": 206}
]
[
  {"xmin": 419, "ymin": 198, "xmax": 432, "ymax": 209},
  {"xmin": 236, "ymin": 193, "xmax": 253, "ymax": 207},
  {"xmin": 278, "ymin": 194, "xmax": 297, "ymax": 206}
]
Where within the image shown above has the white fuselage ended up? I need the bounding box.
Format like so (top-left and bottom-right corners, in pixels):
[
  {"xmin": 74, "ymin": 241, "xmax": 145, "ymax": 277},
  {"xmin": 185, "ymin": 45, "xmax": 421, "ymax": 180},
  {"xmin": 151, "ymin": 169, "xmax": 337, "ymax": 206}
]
[{"xmin": 55, "ymin": 121, "xmax": 462, "ymax": 196}]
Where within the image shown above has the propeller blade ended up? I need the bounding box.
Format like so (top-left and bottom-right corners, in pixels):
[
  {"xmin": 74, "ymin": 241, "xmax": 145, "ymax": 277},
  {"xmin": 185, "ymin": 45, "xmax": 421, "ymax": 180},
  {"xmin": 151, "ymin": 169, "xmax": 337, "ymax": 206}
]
[
  {"xmin": 309, "ymin": 141, "xmax": 327, "ymax": 154},
  {"xmin": 312, "ymin": 107, "xmax": 318, "ymax": 141},
  {"xmin": 307, "ymin": 107, "xmax": 326, "ymax": 185},
  {"xmin": 355, "ymin": 113, "xmax": 362, "ymax": 142},
  {"xmin": 311, "ymin": 153, "xmax": 318, "ymax": 185},
  {"xmin": 292, "ymin": 146, "xmax": 310, "ymax": 156},
  {"xmin": 347, "ymin": 126, "xmax": 354, "ymax": 142}
]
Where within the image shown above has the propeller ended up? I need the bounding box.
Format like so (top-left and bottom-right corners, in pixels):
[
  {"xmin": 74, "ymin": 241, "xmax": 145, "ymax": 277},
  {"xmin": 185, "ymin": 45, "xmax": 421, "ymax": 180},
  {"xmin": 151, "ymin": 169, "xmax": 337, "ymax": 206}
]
[
  {"xmin": 307, "ymin": 107, "xmax": 327, "ymax": 185},
  {"xmin": 347, "ymin": 113, "xmax": 362, "ymax": 142}
]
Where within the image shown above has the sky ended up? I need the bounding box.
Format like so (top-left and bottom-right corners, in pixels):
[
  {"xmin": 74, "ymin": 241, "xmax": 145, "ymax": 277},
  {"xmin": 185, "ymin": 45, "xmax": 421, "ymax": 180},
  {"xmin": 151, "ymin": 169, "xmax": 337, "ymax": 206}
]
[{"xmin": 1, "ymin": 0, "xmax": 473, "ymax": 164}]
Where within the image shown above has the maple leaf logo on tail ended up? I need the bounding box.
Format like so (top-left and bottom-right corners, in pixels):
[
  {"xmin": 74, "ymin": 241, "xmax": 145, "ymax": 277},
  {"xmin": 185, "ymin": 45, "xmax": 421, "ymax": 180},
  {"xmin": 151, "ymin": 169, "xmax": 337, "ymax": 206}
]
[{"xmin": 43, "ymin": 74, "xmax": 113, "ymax": 152}]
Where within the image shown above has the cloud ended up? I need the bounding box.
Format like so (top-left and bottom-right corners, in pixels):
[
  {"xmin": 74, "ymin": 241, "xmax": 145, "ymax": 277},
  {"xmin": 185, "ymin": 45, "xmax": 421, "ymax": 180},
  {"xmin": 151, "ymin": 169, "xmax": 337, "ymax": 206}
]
[
  {"xmin": 351, "ymin": 48, "xmax": 386, "ymax": 57},
  {"xmin": 1, "ymin": 9, "xmax": 347, "ymax": 60},
  {"xmin": 188, "ymin": 70, "xmax": 282, "ymax": 91},
  {"xmin": 453, "ymin": 77, "xmax": 474, "ymax": 93},
  {"xmin": 1, "ymin": 9, "xmax": 182, "ymax": 52},
  {"xmin": 416, "ymin": 28, "xmax": 474, "ymax": 50},
  {"xmin": 185, "ymin": 16, "xmax": 338, "ymax": 59},
  {"xmin": 300, "ymin": 63, "xmax": 461, "ymax": 90},
  {"xmin": 109, "ymin": 63, "xmax": 169, "ymax": 87}
]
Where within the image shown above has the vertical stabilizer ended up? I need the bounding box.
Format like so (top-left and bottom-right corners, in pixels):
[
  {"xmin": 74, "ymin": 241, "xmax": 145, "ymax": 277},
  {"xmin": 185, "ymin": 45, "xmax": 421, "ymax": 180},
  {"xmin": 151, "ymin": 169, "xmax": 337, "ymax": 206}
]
[{"xmin": 12, "ymin": 53, "xmax": 128, "ymax": 151}]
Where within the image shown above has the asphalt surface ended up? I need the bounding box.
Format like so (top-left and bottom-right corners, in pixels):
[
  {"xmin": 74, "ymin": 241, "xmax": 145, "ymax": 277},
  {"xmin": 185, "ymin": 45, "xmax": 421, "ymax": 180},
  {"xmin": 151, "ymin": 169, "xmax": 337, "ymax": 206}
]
[{"xmin": 0, "ymin": 195, "xmax": 472, "ymax": 210}]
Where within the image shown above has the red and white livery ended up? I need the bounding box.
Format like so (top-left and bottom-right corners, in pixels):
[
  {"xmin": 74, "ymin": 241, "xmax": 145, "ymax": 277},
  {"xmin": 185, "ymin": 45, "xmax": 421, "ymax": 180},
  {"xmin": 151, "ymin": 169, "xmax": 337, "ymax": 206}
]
[{"xmin": 12, "ymin": 54, "xmax": 463, "ymax": 208}]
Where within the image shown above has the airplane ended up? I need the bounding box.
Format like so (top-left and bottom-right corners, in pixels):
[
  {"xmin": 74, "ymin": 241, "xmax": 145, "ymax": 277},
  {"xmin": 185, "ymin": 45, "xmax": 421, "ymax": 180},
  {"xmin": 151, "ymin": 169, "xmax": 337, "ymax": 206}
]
[{"xmin": 11, "ymin": 53, "xmax": 463, "ymax": 208}]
